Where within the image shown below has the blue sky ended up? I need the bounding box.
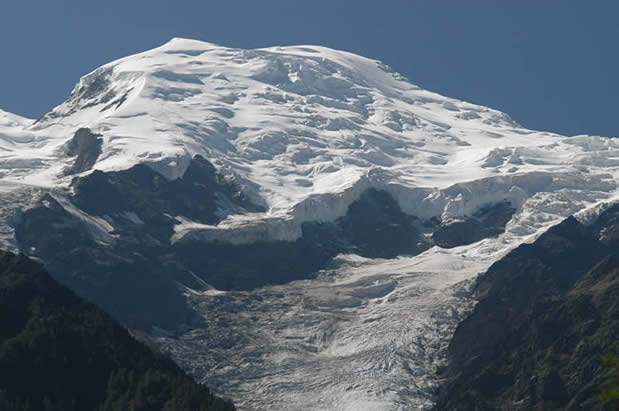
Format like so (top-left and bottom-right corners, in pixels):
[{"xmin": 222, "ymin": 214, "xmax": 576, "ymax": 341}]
[{"xmin": 1, "ymin": 1, "xmax": 617, "ymax": 137}]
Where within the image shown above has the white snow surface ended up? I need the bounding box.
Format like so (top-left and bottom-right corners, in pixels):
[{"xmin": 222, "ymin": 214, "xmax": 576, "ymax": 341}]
[
  {"xmin": 1, "ymin": 38, "xmax": 619, "ymax": 410},
  {"xmin": 1, "ymin": 37, "xmax": 618, "ymax": 245}
]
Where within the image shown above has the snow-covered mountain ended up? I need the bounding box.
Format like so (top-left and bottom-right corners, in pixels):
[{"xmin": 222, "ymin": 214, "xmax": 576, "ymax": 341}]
[
  {"xmin": 1, "ymin": 38, "xmax": 618, "ymax": 410},
  {"xmin": 5, "ymin": 38, "xmax": 618, "ymax": 239}
]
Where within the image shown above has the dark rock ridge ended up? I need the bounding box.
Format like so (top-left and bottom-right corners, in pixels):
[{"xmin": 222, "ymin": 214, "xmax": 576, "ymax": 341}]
[
  {"xmin": 0, "ymin": 250, "xmax": 235, "ymax": 411},
  {"xmin": 63, "ymin": 128, "xmax": 103, "ymax": 175},
  {"xmin": 15, "ymin": 154, "xmax": 515, "ymax": 329},
  {"xmin": 432, "ymin": 201, "xmax": 516, "ymax": 249},
  {"xmin": 433, "ymin": 204, "xmax": 619, "ymax": 411}
]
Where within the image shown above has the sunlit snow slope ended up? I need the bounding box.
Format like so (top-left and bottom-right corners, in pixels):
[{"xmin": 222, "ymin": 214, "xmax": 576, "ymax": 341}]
[
  {"xmin": 3, "ymin": 37, "xmax": 617, "ymax": 244},
  {"xmin": 1, "ymin": 38, "xmax": 618, "ymax": 410}
]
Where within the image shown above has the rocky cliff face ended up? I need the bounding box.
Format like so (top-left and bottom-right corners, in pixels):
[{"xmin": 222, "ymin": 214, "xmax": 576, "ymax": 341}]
[{"xmin": 433, "ymin": 204, "xmax": 619, "ymax": 410}]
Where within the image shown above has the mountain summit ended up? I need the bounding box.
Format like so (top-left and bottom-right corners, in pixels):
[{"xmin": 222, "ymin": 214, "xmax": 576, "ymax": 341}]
[{"xmin": 3, "ymin": 38, "xmax": 618, "ymax": 246}]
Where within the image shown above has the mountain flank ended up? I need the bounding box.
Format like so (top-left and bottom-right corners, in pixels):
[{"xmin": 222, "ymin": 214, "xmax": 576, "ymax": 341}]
[
  {"xmin": 433, "ymin": 205, "xmax": 619, "ymax": 410},
  {"xmin": 0, "ymin": 250, "xmax": 235, "ymax": 411}
]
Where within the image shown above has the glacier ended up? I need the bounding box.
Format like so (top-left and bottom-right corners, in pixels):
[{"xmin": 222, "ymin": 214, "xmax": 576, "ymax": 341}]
[{"xmin": 1, "ymin": 38, "xmax": 618, "ymax": 409}]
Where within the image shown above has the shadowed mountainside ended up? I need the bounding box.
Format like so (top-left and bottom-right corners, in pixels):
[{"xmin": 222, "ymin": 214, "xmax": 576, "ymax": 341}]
[
  {"xmin": 16, "ymin": 155, "xmax": 514, "ymax": 329},
  {"xmin": 433, "ymin": 205, "xmax": 619, "ymax": 410},
  {"xmin": 0, "ymin": 250, "xmax": 235, "ymax": 411}
]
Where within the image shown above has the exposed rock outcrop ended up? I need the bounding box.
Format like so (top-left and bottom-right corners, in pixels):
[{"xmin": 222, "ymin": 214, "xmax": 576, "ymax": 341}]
[{"xmin": 433, "ymin": 205, "xmax": 619, "ymax": 411}]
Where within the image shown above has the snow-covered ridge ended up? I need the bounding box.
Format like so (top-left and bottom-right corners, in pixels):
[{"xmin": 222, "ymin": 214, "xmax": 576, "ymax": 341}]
[
  {"xmin": 0, "ymin": 109, "xmax": 34, "ymax": 128},
  {"xmin": 1, "ymin": 37, "xmax": 618, "ymax": 246}
]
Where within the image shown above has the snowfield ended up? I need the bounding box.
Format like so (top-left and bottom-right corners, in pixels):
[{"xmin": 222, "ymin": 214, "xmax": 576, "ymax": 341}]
[{"xmin": 1, "ymin": 38, "xmax": 618, "ymax": 409}]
